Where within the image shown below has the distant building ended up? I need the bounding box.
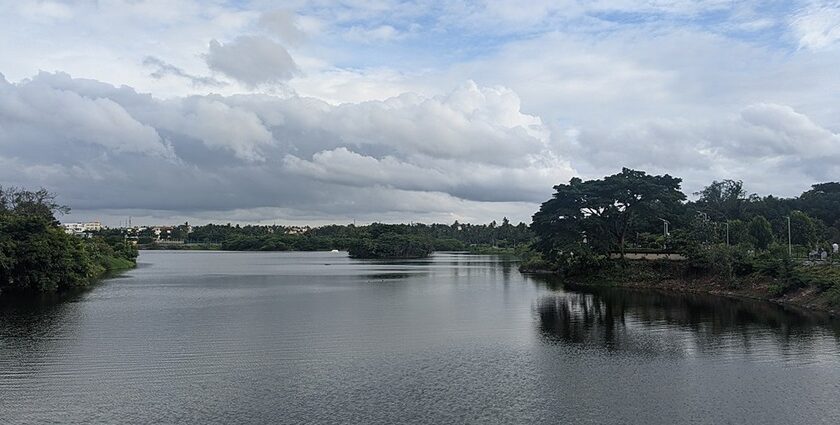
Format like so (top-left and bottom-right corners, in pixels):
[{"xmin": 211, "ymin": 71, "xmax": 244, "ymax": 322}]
[
  {"xmin": 151, "ymin": 226, "xmax": 175, "ymax": 241},
  {"xmin": 62, "ymin": 221, "xmax": 102, "ymax": 236},
  {"xmin": 285, "ymin": 226, "xmax": 310, "ymax": 235},
  {"xmin": 62, "ymin": 223, "xmax": 86, "ymax": 234},
  {"xmin": 83, "ymin": 221, "xmax": 102, "ymax": 232}
]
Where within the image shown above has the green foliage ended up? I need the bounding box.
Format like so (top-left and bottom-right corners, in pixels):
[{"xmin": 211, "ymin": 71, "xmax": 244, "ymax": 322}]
[
  {"xmin": 432, "ymin": 238, "xmax": 466, "ymax": 251},
  {"xmin": 694, "ymin": 179, "xmax": 750, "ymax": 221},
  {"xmin": 0, "ymin": 187, "xmax": 137, "ymax": 294},
  {"xmin": 549, "ymin": 243, "xmax": 607, "ymax": 276},
  {"xmin": 727, "ymin": 219, "xmax": 750, "ymax": 246},
  {"xmin": 519, "ymin": 252, "xmax": 556, "ymax": 272},
  {"xmin": 683, "ymin": 243, "xmax": 753, "ymax": 284},
  {"xmin": 0, "ymin": 186, "xmax": 69, "ymax": 224},
  {"xmin": 187, "ymin": 220, "xmax": 531, "ymax": 254},
  {"xmin": 347, "ymin": 233, "xmax": 434, "ymax": 259},
  {"xmin": 186, "ymin": 220, "xmax": 532, "ymax": 248},
  {"xmin": 797, "ymin": 182, "xmax": 840, "ymax": 232},
  {"xmin": 748, "ymin": 216, "xmax": 774, "ymax": 250},
  {"xmin": 525, "ymin": 171, "xmax": 840, "ymax": 307},
  {"xmin": 756, "ymin": 252, "xmax": 806, "ymax": 296},
  {"xmin": 531, "ymin": 168, "xmax": 685, "ymax": 262},
  {"xmin": 789, "ymin": 210, "xmax": 818, "ymax": 247}
]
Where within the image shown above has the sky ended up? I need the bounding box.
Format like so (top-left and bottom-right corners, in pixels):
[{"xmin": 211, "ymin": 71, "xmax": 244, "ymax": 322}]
[{"xmin": 1, "ymin": 0, "xmax": 839, "ymax": 226}]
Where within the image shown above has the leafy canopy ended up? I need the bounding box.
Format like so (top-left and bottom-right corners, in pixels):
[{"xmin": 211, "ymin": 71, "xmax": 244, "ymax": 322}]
[{"xmin": 532, "ymin": 168, "xmax": 686, "ymax": 261}]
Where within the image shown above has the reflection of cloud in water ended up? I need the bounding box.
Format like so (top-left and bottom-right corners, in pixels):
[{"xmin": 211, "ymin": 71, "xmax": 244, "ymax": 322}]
[{"xmin": 534, "ymin": 281, "xmax": 840, "ymax": 360}]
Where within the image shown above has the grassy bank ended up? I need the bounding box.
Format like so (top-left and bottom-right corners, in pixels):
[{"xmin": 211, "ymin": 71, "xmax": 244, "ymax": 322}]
[
  {"xmin": 541, "ymin": 260, "xmax": 840, "ymax": 315},
  {"xmin": 99, "ymin": 255, "xmax": 136, "ymax": 271}
]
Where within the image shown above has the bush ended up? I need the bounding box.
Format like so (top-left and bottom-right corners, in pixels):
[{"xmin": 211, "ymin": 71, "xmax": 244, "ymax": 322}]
[
  {"xmin": 519, "ymin": 253, "xmax": 556, "ymax": 272},
  {"xmin": 682, "ymin": 243, "xmax": 755, "ymax": 285},
  {"xmin": 551, "ymin": 244, "xmax": 607, "ymax": 276},
  {"xmin": 433, "ymin": 238, "xmax": 466, "ymax": 251}
]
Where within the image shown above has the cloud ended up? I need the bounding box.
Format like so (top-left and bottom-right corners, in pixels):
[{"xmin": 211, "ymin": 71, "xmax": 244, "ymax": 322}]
[
  {"xmin": 2, "ymin": 0, "xmax": 839, "ymax": 224},
  {"xmin": 0, "ymin": 72, "xmax": 173, "ymax": 159},
  {"xmin": 345, "ymin": 25, "xmax": 404, "ymax": 43},
  {"xmin": 283, "ymin": 147, "xmax": 568, "ymax": 202},
  {"xmin": 143, "ymin": 56, "xmax": 226, "ymax": 87},
  {"xmin": 568, "ymin": 102, "xmax": 840, "ymax": 194},
  {"xmin": 205, "ymin": 36, "xmax": 298, "ymax": 86},
  {"xmin": 172, "ymin": 97, "xmax": 275, "ymax": 162},
  {"xmin": 258, "ymin": 9, "xmax": 307, "ymax": 45},
  {"xmin": 17, "ymin": 1, "xmax": 73, "ymax": 22},
  {"xmin": 0, "ymin": 72, "xmax": 569, "ymax": 224},
  {"xmin": 791, "ymin": 2, "xmax": 840, "ymax": 50}
]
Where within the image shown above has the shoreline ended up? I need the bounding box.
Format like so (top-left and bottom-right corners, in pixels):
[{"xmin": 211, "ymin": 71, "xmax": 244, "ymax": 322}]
[
  {"xmin": 523, "ymin": 266, "xmax": 839, "ymax": 317},
  {"xmin": 0, "ymin": 256, "xmax": 136, "ymax": 299}
]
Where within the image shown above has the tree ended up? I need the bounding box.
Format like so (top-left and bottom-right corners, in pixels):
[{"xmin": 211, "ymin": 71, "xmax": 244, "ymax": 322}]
[
  {"xmin": 727, "ymin": 219, "xmax": 750, "ymax": 246},
  {"xmin": 748, "ymin": 216, "xmax": 774, "ymax": 250},
  {"xmin": 789, "ymin": 210, "xmax": 818, "ymax": 247},
  {"xmin": 532, "ymin": 168, "xmax": 686, "ymax": 260},
  {"xmin": 0, "ymin": 186, "xmax": 69, "ymax": 223},
  {"xmin": 531, "ymin": 177, "xmax": 593, "ymax": 261},
  {"xmin": 694, "ymin": 179, "xmax": 749, "ymax": 221},
  {"xmin": 797, "ymin": 182, "xmax": 840, "ymax": 229}
]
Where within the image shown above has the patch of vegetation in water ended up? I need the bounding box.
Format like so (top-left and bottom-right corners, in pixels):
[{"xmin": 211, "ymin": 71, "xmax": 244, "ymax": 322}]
[{"xmin": 348, "ymin": 233, "xmax": 434, "ymax": 259}]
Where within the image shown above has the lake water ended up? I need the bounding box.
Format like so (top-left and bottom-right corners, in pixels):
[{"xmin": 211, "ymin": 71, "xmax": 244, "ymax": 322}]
[{"xmin": 2, "ymin": 251, "xmax": 840, "ymax": 424}]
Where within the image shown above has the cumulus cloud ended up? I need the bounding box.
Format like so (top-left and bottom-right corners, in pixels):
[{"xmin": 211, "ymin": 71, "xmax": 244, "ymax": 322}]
[
  {"xmin": 179, "ymin": 98, "xmax": 277, "ymax": 161},
  {"xmin": 0, "ymin": 72, "xmax": 569, "ymax": 223},
  {"xmin": 568, "ymin": 103, "xmax": 840, "ymax": 194},
  {"xmin": 205, "ymin": 36, "xmax": 298, "ymax": 86},
  {"xmin": 0, "ymin": 72, "xmax": 173, "ymax": 159},
  {"xmin": 2, "ymin": 1, "xmax": 839, "ymax": 224},
  {"xmin": 283, "ymin": 147, "xmax": 567, "ymax": 202},
  {"xmin": 3, "ymin": 70, "xmax": 836, "ymax": 224}
]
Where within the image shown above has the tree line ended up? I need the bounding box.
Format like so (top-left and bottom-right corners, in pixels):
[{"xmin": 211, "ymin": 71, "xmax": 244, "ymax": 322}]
[
  {"xmin": 531, "ymin": 169, "xmax": 838, "ymax": 262},
  {"xmin": 132, "ymin": 220, "xmax": 534, "ymax": 256},
  {"xmin": 527, "ymin": 168, "xmax": 840, "ymax": 304}
]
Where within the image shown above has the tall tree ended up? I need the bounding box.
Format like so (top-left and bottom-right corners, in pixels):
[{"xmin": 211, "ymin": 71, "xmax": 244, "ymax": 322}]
[
  {"xmin": 748, "ymin": 216, "xmax": 774, "ymax": 250},
  {"xmin": 531, "ymin": 177, "xmax": 592, "ymax": 261},
  {"xmin": 694, "ymin": 179, "xmax": 749, "ymax": 221},
  {"xmin": 797, "ymin": 182, "xmax": 840, "ymax": 230},
  {"xmin": 595, "ymin": 169, "xmax": 686, "ymax": 256},
  {"xmin": 532, "ymin": 168, "xmax": 686, "ymax": 259},
  {"xmin": 789, "ymin": 210, "xmax": 818, "ymax": 247}
]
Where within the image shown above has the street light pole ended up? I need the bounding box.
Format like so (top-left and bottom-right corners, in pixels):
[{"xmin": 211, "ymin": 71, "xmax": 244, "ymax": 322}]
[
  {"xmin": 787, "ymin": 216, "xmax": 792, "ymax": 256},
  {"xmin": 725, "ymin": 221, "xmax": 730, "ymax": 246},
  {"xmin": 659, "ymin": 218, "xmax": 670, "ymax": 250}
]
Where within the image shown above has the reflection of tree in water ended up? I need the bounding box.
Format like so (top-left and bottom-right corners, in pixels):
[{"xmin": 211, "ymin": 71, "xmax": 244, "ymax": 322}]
[
  {"xmin": 362, "ymin": 273, "xmax": 415, "ymax": 281},
  {"xmin": 536, "ymin": 292, "xmax": 661, "ymax": 354},
  {"xmin": 0, "ymin": 287, "xmax": 92, "ymax": 368},
  {"xmin": 532, "ymin": 275, "xmax": 840, "ymax": 356}
]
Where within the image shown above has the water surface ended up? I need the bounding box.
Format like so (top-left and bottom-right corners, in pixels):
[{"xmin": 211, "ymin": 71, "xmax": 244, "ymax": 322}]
[{"xmin": 2, "ymin": 251, "xmax": 839, "ymax": 424}]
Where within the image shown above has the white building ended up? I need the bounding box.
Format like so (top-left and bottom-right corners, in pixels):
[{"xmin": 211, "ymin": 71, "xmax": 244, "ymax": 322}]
[
  {"xmin": 83, "ymin": 221, "xmax": 102, "ymax": 232},
  {"xmin": 62, "ymin": 221, "xmax": 102, "ymax": 235},
  {"xmin": 62, "ymin": 223, "xmax": 85, "ymax": 234}
]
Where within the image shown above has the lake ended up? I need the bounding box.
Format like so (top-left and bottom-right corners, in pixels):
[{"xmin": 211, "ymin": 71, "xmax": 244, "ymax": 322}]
[{"xmin": 2, "ymin": 251, "xmax": 840, "ymax": 424}]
